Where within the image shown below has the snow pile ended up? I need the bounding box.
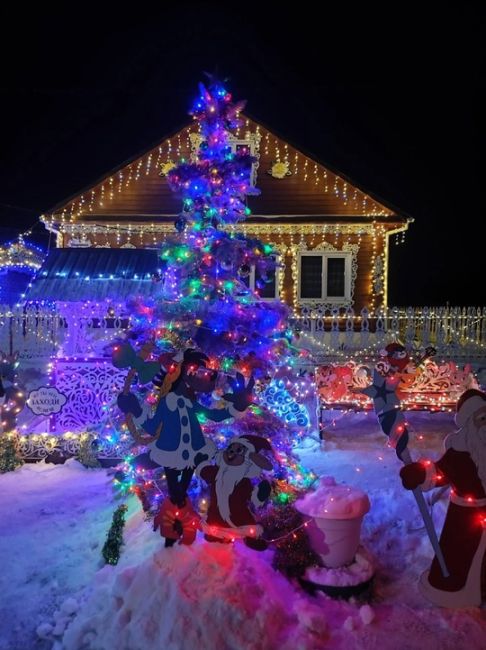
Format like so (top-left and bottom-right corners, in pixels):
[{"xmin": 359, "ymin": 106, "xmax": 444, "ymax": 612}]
[
  {"xmin": 305, "ymin": 546, "xmax": 374, "ymax": 587},
  {"xmin": 3, "ymin": 411, "xmax": 486, "ymax": 650},
  {"xmin": 296, "ymin": 476, "xmax": 370, "ymax": 520},
  {"xmin": 36, "ymin": 597, "xmax": 79, "ymax": 640},
  {"xmin": 61, "ymin": 542, "xmax": 334, "ymax": 650}
]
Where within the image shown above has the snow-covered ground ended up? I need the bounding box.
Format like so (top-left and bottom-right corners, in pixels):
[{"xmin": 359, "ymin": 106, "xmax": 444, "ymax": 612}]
[
  {"xmin": 1, "ymin": 411, "xmax": 486, "ymax": 649},
  {"xmin": 0, "ymin": 460, "xmax": 128, "ymax": 650}
]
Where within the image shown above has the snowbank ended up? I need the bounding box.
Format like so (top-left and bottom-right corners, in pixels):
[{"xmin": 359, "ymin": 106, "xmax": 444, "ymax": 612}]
[
  {"xmin": 0, "ymin": 460, "xmax": 117, "ymax": 650},
  {"xmin": 2, "ymin": 412, "xmax": 486, "ymax": 650},
  {"xmin": 62, "ymin": 541, "xmax": 333, "ymax": 650}
]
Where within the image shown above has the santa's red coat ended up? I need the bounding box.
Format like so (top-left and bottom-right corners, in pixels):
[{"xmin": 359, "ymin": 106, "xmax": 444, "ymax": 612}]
[
  {"xmin": 421, "ymin": 449, "xmax": 486, "ymax": 593},
  {"xmin": 200, "ymin": 465, "xmax": 256, "ymax": 528}
]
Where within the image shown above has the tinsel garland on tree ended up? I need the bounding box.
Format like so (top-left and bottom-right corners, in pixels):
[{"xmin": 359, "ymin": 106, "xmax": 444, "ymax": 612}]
[
  {"xmin": 102, "ymin": 504, "xmax": 128, "ymax": 565},
  {"xmin": 0, "ymin": 433, "xmax": 24, "ymax": 473}
]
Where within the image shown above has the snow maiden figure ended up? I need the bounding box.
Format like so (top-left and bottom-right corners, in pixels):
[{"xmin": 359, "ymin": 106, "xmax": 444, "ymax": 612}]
[
  {"xmin": 115, "ymin": 344, "xmax": 254, "ymax": 544},
  {"xmin": 400, "ymin": 389, "xmax": 486, "ymax": 607}
]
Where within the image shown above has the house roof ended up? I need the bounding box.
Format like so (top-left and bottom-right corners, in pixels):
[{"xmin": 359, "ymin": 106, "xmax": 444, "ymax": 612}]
[
  {"xmin": 42, "ymin": 116, "xmax": 407, "ymax": 226},
  {"xmin": 25, "ymin": 248, "xmax": 162, "ymax": 302}
]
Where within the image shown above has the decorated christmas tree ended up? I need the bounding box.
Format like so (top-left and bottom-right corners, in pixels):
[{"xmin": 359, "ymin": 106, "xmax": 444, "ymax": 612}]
[{"xmin": 112, "ymin": 78, "xmax": 315, "ymax": 548}]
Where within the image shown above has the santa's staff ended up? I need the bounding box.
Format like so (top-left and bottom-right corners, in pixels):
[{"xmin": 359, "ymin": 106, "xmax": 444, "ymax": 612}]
[{"xmin": 359, "ymin": 368, "xmax": 449, "ymax": 578}]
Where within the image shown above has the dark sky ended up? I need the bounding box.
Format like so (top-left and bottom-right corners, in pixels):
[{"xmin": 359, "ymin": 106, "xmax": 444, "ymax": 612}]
[{"xmin": 0, "ymin": 5, "xmax": 483, "ymax": 305}]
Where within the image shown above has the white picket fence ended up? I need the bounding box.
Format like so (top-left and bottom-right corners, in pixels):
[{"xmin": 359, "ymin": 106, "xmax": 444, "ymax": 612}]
[
  {"xmin": 294, "ymin": 306, "xmax": 486, "ymax": 359},
  {"xmin": 1, "ymin": 304, "xmax": 486, "ymax": 360},
  {"xmin": 0, "ymin": 304, "xmax": 129, "ymax": 359}
]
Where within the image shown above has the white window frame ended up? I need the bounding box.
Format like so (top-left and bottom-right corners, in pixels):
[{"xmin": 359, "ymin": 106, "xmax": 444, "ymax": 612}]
[
  {"xmin": 190, "ymin": 133, "xmax": 261, "ymax": 186},
  {"xmin": 248, "ymin": 261, "xmax": 280, "ymax": 300},
  {"xmin": 240, "ymin": 254, "xmax": 280, "ymax": 301},
  {"xmin": 228, "ymin": 137, "xmax": 259, "ymax": 187},
  {"xmin": 297, "ymin": 251, "xmax": 352, "ymax": 304}
]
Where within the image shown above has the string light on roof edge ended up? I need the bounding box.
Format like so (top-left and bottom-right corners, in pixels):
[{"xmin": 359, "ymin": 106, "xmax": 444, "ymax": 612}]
[{"xmin": 0, "ymin": 235, "xmax": 45, "ymax": 273}]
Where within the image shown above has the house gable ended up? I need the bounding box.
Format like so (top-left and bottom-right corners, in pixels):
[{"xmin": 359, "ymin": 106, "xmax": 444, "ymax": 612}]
[{"xmin": 41, "ymin": 116, "xmax": 403, "ymax": 227}]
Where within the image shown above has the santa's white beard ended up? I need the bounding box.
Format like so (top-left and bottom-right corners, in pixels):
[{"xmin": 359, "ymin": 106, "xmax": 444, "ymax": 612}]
[{"xmin": 214, "ymin": 453, "xmax": 260, "ymax": 526}]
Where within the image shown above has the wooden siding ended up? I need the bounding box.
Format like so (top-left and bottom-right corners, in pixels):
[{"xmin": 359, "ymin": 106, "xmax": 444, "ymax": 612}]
[
  {"xmin": 59, "ymin": 228, "xmax": 391, "ymax": 312},
  {"xmin": 47, "ymin": 117, "xmax": 401, "ymax": 222}
]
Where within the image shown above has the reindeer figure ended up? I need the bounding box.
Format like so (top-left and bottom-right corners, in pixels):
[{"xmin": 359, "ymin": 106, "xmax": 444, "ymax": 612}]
[{"xmin": 0, "ymin": 351, "xmax": 26, "ymax": 433}]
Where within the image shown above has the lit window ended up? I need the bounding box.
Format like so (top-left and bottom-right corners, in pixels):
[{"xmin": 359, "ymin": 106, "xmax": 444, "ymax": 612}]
[{"xmin": 298, "ymin": 252, "xmax": 352, "ymax": 303}]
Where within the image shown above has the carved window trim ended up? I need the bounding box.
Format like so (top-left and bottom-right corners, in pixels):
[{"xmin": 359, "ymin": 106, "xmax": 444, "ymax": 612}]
[{"xmin": 292, "ymin": 242, "xmax": 359, "ymax": 309}]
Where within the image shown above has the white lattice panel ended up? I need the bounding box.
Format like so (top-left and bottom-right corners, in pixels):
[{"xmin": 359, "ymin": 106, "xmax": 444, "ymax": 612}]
[{"xmin": 53, "ymin": 359, "xmax": 126, "ymax": 432}]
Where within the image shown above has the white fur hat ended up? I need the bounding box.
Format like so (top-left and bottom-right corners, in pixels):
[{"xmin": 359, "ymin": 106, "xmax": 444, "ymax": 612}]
[{"xmin": 455, "ymin": 389, "xmax": 486, "ymax": 428}]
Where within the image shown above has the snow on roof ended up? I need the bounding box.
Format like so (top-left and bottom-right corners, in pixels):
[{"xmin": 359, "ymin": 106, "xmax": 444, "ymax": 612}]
[{"xmin": 25, "ymin": 247, "xmax": 162, "ymax": 302}]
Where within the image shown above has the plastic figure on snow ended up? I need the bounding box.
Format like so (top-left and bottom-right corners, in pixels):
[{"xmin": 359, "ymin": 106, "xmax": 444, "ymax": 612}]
[
  {"xmin": 196, "ymin": 434, "xmax": 273, "ymax": 550},
  {"xmin": 354, "ymin": 343, "xmax": 448, "ymax": 580},
  {"xmin": 400, "ymin": 389, "xmax": 486, "ymax": 607}
]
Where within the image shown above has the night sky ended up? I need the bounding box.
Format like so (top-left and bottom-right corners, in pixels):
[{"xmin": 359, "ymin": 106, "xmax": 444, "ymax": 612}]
[{"xmin": 0, "ymin": 6, "xmax": 483, "ymax": 305}]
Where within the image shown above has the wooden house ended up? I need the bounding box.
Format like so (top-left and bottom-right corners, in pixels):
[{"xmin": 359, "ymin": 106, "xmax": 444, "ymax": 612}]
[{"xmin": 39, "ymin": 116, "xmax": 411, "ymax": 316}]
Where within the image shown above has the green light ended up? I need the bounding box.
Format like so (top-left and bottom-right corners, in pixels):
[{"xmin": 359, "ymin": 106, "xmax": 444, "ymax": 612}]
[{"xmin": 221, "ymin": 357, "xmax": 234, "ymax": 372}]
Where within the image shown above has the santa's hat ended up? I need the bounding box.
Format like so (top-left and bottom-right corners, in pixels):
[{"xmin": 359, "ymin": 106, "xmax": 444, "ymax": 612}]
[
  {"xmin": 228, "ymin": 435, "xmax": 273, "ymax": 455},
  {"xmin": 455, "ymin": 389, "xmax": 486, "ymax": 427}
]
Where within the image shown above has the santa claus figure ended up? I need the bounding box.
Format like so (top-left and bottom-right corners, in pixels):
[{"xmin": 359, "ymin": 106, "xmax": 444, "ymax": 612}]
[
  {"xmin": 400, "ymin": 389, "xmax": 486, "ymax": 607},
  {"xmin": 196, "ymin": 435, "xmax": 273, "ymax": 551}
]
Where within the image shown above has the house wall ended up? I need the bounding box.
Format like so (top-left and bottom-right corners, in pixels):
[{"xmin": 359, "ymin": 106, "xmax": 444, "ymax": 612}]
[
  {"xmin": 277, "ymin": 231, "xmax": 387, "ymax": 313},
  {"xmin": 55, "ymin": 221, "xmax": 392, "ymax": 313}
]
